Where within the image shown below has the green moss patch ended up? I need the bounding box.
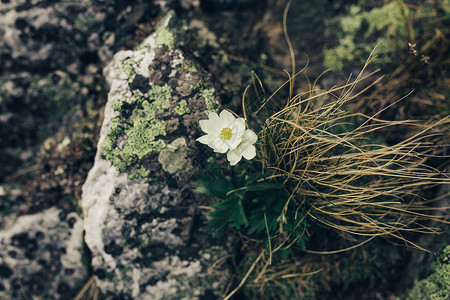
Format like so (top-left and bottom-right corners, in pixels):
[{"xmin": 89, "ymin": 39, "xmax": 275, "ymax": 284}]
[
  {"xmin": 406, "ymin": 245, "xmax": 450, "ymax": 299},
  {"xmin": 323, "ymin": 2, "xmax": 410, "ymax": 71}
]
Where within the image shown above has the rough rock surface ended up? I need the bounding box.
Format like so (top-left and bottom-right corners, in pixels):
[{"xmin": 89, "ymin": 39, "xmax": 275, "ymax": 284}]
[
  {"xmin": 0, "ymin": 184, "xmax": 27, "ymax": 229},
  {"xmin": 0, "ymin": 0, "xmax": 162, "ymax": 180},
  {"xmin": 82, "ymin": 12, "xmax": 229, "ymax": 299},
  {"xmin": 0, "ymin": 207, "xmax": 88, "ymax": 299}
]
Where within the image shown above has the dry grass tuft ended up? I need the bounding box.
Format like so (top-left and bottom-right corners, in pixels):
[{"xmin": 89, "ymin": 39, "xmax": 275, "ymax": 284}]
[
  {"xmin": 249, "ymin": 57, "xmax": 450, "ymax": 248},
  {"xmin": 74, "ymin": 276, "xmax": 98, "ymax": 300}
]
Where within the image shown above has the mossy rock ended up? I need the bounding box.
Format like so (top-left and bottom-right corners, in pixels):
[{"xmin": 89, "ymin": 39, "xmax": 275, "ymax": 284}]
[{"xmin": 323, "ymin": 1, "xmax": 410, "ymax": 71}]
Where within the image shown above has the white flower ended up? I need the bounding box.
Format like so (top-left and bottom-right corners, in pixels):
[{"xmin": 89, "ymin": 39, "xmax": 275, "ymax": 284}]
[
  {"xmin": 196, "ymin": 110, "xmax": 246, "ymax": 153},
  {"xmin": 227, "ymin": 129, "xmax": 257, "ymax": 166}
]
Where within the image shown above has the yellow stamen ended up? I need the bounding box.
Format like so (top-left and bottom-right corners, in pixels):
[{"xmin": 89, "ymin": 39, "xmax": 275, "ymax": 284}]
[{"xmin": 220, "ymin": 128, "xmax": 233, "ymax": 140}]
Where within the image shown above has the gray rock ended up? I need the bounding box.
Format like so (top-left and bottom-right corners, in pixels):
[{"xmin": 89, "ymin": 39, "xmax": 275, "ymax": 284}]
[
  {"xmin": 0, "ymin": 0, "xmax": 165, "ymax": 180},
  {"xmin": 0, "ymin": 207, "xmax": 88, "ymax": 300},
  {"xmin": 82, "ymin": 11, "xmax": 229, "ymax": 299},
  {"xmin": 0, "ymin": 184, "xmax": 26, "ymax": 229},
  {"xmin": 0, "ymin": 0, "xmax": 104, "ymax": 179}
]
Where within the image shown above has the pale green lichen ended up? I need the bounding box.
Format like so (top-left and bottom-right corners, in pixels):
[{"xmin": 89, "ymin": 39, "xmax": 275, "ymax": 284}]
[
  {"xmin": 135, "ymin": 166, "xmax": 150, "ymax": 179},
  {"xmin": 201, "ymin": 88, "xmax": 218, "ymax": 114},
  {"xmin": 148, "ymin": 84, "xmax": 172, "ymax": 106},
  {"xmin": 158, "ymin": 138, "xmax": 192, "ymax": 174},
  {"xmin": 101, "ymin": 84, "xmax": 173, "ymax": 176},
  {"xmin": 190, "ymin": 78, "xmax": 205, "ymax": 92},
  {"xmin": 183, "ymin": 62, "xmax": 197, "ymax": 73},
  {"xmin": 123, "ymin": 118, "xmax": 166, "ymax": 159},
  {"xmin": 155, "ymin": 28, "xmax": 175, "ymax": 50},
  {"xmin": 120, "ymin": 58, "xmax": 139, "ymax": 83},
  {"xmin": 174, "ymin": 100, "xmax": 190, "ymax": 115},
  {"xmin": 324, "ymin": 2, "xmax": 410, "ymax": 71},
  {"xmin": 406, "ymin": 245, "xmax": 450, "ymax": 299},
  {"xmin": 111, "ymin": 97, "xmax": 133, "ymax": 112}
]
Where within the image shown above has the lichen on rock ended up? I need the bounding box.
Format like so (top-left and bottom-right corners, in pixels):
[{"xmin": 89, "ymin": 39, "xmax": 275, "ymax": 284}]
[
  {"xmin": 99, "ymin": 10, "xmax": 220, "ymax": 180},
  {"xmin": 155, "ymin": 28, "xmax": 175, "ymax": 50},
  {"xmin": 158, "ymin": 137, "xmax": 193, "ymax": 174},
  {"xmin": 101, "ymin": 84, "xmax": 173, "ymax": 174},
  {"xmin": 201, "ymin": 88, "xmax": 218, "ymax": 114},
  {"xmin": 174, "ymin": 99, "xmax": 191, "ymax": 115}
]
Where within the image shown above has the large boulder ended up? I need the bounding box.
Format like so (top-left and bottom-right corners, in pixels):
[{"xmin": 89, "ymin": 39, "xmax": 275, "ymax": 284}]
[{"xmin": 82, "ymin": 12, "xmax": 229, "ymax": 299}]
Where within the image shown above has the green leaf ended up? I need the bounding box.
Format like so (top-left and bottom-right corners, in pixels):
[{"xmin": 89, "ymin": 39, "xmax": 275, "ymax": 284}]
[
  {"xmin": 229, "ymin": 196, "xmax": 248, "ymax": 229},
  {"xmin": 246, "ymin": 182, "xmax": 284, "ymax": 192},
  {"xmin": 192, "ymin": 174, "xmax": 232, "ymax": 200},
  {"xmin": 192, "ymin": 161, "xmax": 233, "ymax": 199},
  {"xmin": 207, "ymin": 192, "xmax": 248, "ymax": 235},
  {"xmin": 247, "ymin": 190, "xmax": 284, "ymax": 235}
]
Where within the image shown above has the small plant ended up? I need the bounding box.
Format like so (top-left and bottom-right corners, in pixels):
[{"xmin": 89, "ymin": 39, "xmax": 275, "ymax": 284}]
[
  {"xmin": 193, "ymin": 2, "xmax": 450, "ymax": 298},
  {"xmin": 194, "ymin": 159, "xmax": 308, "ymax": 246},
  {"xmin": 194, "ymin": 59, "xmax": 449, "ymax": 298}
]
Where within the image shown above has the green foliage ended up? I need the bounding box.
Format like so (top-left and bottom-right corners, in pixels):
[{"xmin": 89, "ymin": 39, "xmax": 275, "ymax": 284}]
[
  {"xmin": 406, "ymin": 245, "xmax": 450, "ymax": 300},
  {"xmin": 193, "ymin": 161, "xmax": 308, "ymax": 248},
  {"xmin": 193, "ymin": 160, "xmax": 233, "ymax": 200}
]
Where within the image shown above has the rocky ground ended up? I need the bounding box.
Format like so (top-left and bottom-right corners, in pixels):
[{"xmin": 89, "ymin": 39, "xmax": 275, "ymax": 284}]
[{"xmin": 0, "ymin": 0, "xmax": 448, "ymax": 299}]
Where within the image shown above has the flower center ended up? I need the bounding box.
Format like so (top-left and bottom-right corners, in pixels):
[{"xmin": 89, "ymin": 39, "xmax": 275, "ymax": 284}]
[{"xmin": 220, "ymin": 128, "xmax": 233, "ymax": 140}]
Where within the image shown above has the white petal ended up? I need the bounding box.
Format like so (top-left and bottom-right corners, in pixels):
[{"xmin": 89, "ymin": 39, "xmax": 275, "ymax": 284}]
[
  {"xmin": 214, "ymin": 141, "xmax": 229, "ymax": 153},
  {"xmin": 234, "ymin": 118, "xmax": 246, "ymax": 134},
  {"xmin": 208, "ymin": 135, "xmax": 223, "ymax": 149},
  {"xmin": 208, "ymin": 117, "xmax": 224, "ymax": 136},
  {"xmin": 208, "ymin": 112, "xmax": 219, "ymax": 121},
  {"xmin": 241, "ymin": 144, "xmax": 256, "ymax": 160},
  {"xmin": 227, "ymin": 134, "xmax": 243, "ymax": 150},
  {"xmin": 196, "ymin": 134, "xmax": 210, "ymax": 144},
  {"xmin": 199, "ymin": 120, "xmax": 209, "ymax": 134},
  {"xmin": 242, "ymin": 129, "xmax": 257, "ymax": 143},
  {"xmin": 220, "ymin": 110, "xmax": 236, "ymax": 126},
  {"xmin": 207, "ymin": 135, "xmax": 228, "ymax": 153},
  {"xmin": 227, "ymin": 148, "xmax": 242, "ymax": 166}
]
